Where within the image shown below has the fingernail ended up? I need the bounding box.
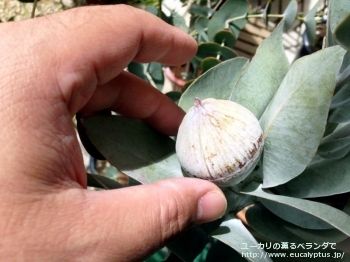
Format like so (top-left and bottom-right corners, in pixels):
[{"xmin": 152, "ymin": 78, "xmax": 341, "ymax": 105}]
[{"xmin": 197, "ymin": 191, "xmax": 227, "ymax": 223}]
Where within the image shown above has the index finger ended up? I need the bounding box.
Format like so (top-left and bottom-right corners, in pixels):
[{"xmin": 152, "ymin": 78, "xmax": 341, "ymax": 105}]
[{"xmin": 51, "ymin": 5, "xmax": 197, "ymax": 103}]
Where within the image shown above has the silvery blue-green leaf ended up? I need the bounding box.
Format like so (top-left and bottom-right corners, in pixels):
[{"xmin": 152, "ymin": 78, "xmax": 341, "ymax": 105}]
[
  {"xmin": 195, "ymin": 16, "xmax": 209, "ymax": 43},
  {"xmin": 260, "ymin": 46, "xmax": 346, "ymax": 188},
  {"xmin": 283, "ymin": 0, "xmax": 298, "ymax": 32},
  {"xmin": 196, "ymin": 42, "xmax": 238, "ymax": 61},
  {"xmin": 328, "ymin": 99, "xmax": 350, "ymax": 123},
  {"xmin": 201, "ymin": 57, "xmax": 221, "ymax": 74},
  {"xmin": 327, "ymin": 0, "xmax": 350, "ymax": 47},
  {"xmin": 189, "ymin": 4, "xmax": 214, "ymax": 17},
  {"xmin": 317, "ymin": 138, "xmax": 350, "ymax": 159},
  {"xmin": 246, "ymin": 204, "xmax": 310, "ymax": 243},
  {"xmin": 230, "ymin": 21, "xmax": 289, "ymax": 119},
  {"xmin": 319, "ymin": 122, "xmax": 350, "ymax": 159},
  {"xmin": 260, "ymin": 199, "xmax": 334, "ymax": 230},
  {"xmin": 83, "ymin": 115, "xmax": 183, "ymax": 184},
  {"xmin": 170, "ymin": 11, "xmax": 189, "ymax": 32},
  {"xmin": 303, "ymin": 0, "xmax": 319, "ymax": 46},
  {"xmin": 128, "ymin": 62, "xmax": 164, "ymax": 90},
  {"xmin": 331, "ymin": 82, "xmax": 350, "ymax": 110},
  {"xmin": 207, "ymin": 0, "xmax": 248, "ymax": 40},
  {"xmin": 324, "ymin": 122, "xmax": 339, "ymax": 137},
  {"xmin": 246, "ymin": 204, "xmax": 348, "ymax": 244},
  {"xmin": 334, "ymin": 51, "xmax": 350, "ymax": 94},
  {"xmin": 335, "ymin": 14, "xmax": 350, "ymax": 51},
  {"xmin": 179, "ymin": 57, "xmax": 249, "ymax": 112},
  {"xmin": 275, "ymin": 153, "xmax": 350, "ymax": 198},
  {"xmin": 214, "ymin": 30, "xmax": 236, "ymax": 48},
  {"xmin": 145, "ymin": 6, "xmax": 171, "ymax": 24},
  {"xmin": 211, "ymin": 214, "xmax": 273, "ymax": 262},
  {"xmin": 242, "ymin": 184, "xmax": 350, "ymax": 237},
  {"xmin": 87, "ymin": 173, "xmax": 125, "ymax": 189},
  {"xmin": 222, "ymin": 188, "xmax": 254, "ymax": 214},
  {"xmin": 329, "ymin": 54, "xmax": 350, "ymax": 123},
  {"xmin": 322, "ymin": 122, "xmax": 350, "ymax": 142},
  {"xmin": 344, "ymin": 203, "xmax": 350, "ymax": 216}
]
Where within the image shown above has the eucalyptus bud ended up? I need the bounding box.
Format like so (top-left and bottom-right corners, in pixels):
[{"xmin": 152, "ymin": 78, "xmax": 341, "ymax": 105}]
[{"xmin": 176, "ymin": 98, "xmax": 264, "ymax": 187}]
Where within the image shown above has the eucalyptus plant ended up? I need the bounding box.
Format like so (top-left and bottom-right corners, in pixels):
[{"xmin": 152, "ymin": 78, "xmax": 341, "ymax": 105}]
[
  {"xmin": 128, "ymin": 0, "xmax": 326, "ymax": 92},
  {"xmin": 81, "ymin": 0, "xmax": 350, "ymax": 261}
]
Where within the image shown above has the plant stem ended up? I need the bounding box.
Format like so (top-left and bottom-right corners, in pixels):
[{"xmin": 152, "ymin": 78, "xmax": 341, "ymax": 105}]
[
  {"xmin": 225, "ymin": 13, "xmax": 248, "ymax": 28},
  {"xmin": 225, "ymin": 13, "xmax": 284, "ymax": 28},
  {"xmin": 213, "ymin": 0, "xmax": 223, "ymax": 12},
  {"xmin": 266, "ymin": 14, "xmax": 284, "ymax": 19},
  {"xmin": 31, "ymin": 0, "xmax": 38, "ymax": 18},
  {"xmin": 247, "ymin": 14, "xmax": 263, "ymax": 19}
]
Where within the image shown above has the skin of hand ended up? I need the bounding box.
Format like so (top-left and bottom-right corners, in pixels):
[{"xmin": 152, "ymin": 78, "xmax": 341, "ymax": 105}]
[{"xmin": 0, "ymin": 5, "xmax": 227, "ymax": 262}]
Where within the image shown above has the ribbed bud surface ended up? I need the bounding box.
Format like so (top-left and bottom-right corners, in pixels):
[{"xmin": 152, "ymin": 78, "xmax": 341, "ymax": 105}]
[{"xmin": 176, "ymin": 98, "xmax": 264, "ymax": 187}]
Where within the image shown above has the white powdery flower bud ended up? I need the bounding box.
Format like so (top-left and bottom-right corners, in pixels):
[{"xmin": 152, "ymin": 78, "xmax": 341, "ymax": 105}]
[{"xmin": 176, "ymin": 98, "xmax": 264, "ymax": 187}]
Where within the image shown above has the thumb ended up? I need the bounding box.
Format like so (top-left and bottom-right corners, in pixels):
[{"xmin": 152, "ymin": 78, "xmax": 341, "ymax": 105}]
[{"xmin": 83, "ymin": 178, "xmax": 227, "ymax": 261}]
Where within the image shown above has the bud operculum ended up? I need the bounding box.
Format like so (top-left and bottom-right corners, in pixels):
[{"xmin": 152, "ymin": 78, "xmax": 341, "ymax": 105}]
[{"xmin": 176, "ymin": 98, "xmax": 264, "ymax": 187}]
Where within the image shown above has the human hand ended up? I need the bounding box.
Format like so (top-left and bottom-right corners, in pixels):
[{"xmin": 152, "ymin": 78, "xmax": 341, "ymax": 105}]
[{"xmin": 0, "ymin": 5, "xmax": 226, "ymax": 261}]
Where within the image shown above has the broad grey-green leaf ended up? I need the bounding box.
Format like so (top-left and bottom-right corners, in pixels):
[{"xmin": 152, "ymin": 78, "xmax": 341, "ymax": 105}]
[
  {"xmin": 331, "ymin": 81, "xmax": 350, "ymax": 110},
  {"xmin": 334, "ymin": 51, "xmax": 350, "ymax": 94},
  {"xmin": 128, "ymin": 62, "xmax": 164, "ymax": 90},
  {"xmin": 317, "ymin": 137, "xmax": 350, "ymax": 159},
  {"xmin": 246, "ymin": 204, "xmax": 305, "ymax": 243},
  {"xmin": 304, "ymin": 0, "xmax": 319, "ymax": 46},
  {"xmin": 283, "ymin": 0, "xmax": 298, "ymax": 32},
  {"xmin": 170, "ymin": 11, "xmax": 189, "ymax": 32},
  {"xmin": 328, "ymin": 66, "xmax": 350, "ymax": 123},
  {"xmin": 327, "ymin": 0, "xmax": 350, "ymax": 47},
  {"xmin": 242, "ymin": 184, "xmax": 350, "ymax": 237},
  {"xmin": 196, "ymin": 42, "xmax": 238, "ymax": 61},
  {"xmin": 201, "ymin": 57, "xmax": 221, "ymax": 74},
  {"xmin": 207, "ymin": 0, "xmax": 248, "ymax": 40},
  {"xmin": 322, "ymin": 122, "xmax": 350, "ymax": 143},
  {"xmin": 246, "ymin": 203, "xmax": 348, "ymax": 244},
  {"xmin": 195, "ymin": 16, "xmax": 209, "ymax": 43},
  {"xmin": 328, "ymin": 95, "xmax": 350, "ymax": 123},
  {"xmin": 260, "ymin": 46, "xmax": 346, "ymax": 188},
  {"xmin": 260, "ymin": 199, "xmax": 334, "ymax": 230},
  {"xmin": 211, "ymin": 214, "xmax": 273, "ymax": 262},
  {"xmin": 83, "ymin": 115, "xmax": 183, "ymax": 184},
  {"xmin": 335, "ymin": 14, "xmax": 350, "ymax": 51},
  {"xmin": 230, "ymin": 21, "xmax": 289, "ymax": 119},
  {"xmin": 87, "ymin": 173, "xmax": 125, "ymax": 189},
  {"xmin": 222, "ymin": 188, "xmax": 254, "ymax": 214},
  {"xmin": 189, "ymin": 4, "xmax": 214, "ymax": 17},
  {"xmin": 329, "ymin": 53, "xmax": 350, "ymax": 123},
  {"xmin": 275, "ymin": 153, "xmax": 350, "ymax": 198},
  {"xmin": 324, "ymin": 122, "xmax": 339, "ymax": 137},
  {"xmin": 214, "ymin": 30, "xmax": 236, "ymax": 48},
  {"xmin": 179, "ymin": 57, "xmax": 249, "ymax": 112}
]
